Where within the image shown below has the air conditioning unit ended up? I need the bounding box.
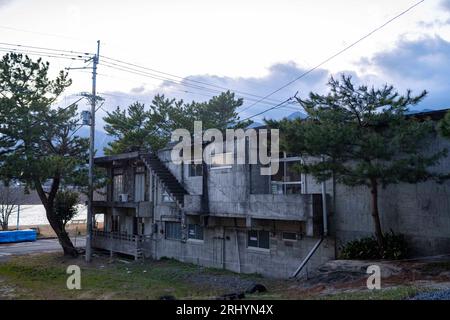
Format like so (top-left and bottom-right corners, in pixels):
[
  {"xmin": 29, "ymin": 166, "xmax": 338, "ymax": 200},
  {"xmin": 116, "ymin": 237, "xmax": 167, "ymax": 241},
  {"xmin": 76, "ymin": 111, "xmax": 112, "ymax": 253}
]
[{"xmin": 119, "ymin": 194, "xmax": 128, "ymax": 203}]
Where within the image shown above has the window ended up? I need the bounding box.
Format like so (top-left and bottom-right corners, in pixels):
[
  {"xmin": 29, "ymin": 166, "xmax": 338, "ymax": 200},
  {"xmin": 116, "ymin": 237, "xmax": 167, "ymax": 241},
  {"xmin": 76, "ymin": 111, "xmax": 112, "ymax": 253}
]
[
  {"xmin": 247, "ymin": 230, "xmax": 270, "ymax": 249},
  {"xmin": 188, "ymin": 224, "xmax": 204, "ymax": 240},
  {"xmin": 165, "ymin": 222, "xmax": 182, "ymax": 240},
  {"xmin": 113, "ymin": 169, "xmax": 124, "ymax": 201},
  {"xmin": 189, "ymin": 163, "xmax": 203, "ymax": 177},
  {"xmin": 162, "ymin": 189, "xmax": 174, "ymax": 203},
  {"xmin": 282, "ymin": 232, "xmax": 298, "ymax": 241},
  {"xmin": 271, "ymin": 157, "xmax": 302, "ymax": 195},
  {"xmin": 134, "ymin": 217, "xmax": 145, "ymax": 235},
  {"xmin": 211, "ymin": 152, "xmax": 233, "ymax": 170},
  {"xmin": 134, "ymin": 172, "xmax": 146, "ymax": 202}
]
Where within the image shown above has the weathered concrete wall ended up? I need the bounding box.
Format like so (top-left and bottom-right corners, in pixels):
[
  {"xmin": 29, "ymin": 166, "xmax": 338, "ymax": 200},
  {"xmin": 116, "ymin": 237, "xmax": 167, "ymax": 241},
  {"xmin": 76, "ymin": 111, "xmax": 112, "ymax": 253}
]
[
  {"xmin": 332, "ymin": 135, "xmax": 450, "ymax": 256},
  {"xmin": 151, "ymin": 221, "xmax": 335, "ymax": 278}
]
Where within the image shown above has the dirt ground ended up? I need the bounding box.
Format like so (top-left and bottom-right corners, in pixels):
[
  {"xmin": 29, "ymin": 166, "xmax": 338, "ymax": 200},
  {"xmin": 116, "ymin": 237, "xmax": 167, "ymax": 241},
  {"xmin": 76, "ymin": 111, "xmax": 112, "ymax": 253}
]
[
  {"xmin": 0, "ymin": 252, "xmax": 278, "ymax": 300},
  {"xmin": 1, "ymin": 251, "xmax": 450, "ymax": 300}
]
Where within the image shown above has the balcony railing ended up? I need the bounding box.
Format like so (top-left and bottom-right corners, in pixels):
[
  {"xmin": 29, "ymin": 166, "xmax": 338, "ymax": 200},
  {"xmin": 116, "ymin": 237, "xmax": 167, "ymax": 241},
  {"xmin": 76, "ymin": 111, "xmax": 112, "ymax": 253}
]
[{"xmin": 93, "ymin": 230, "xmax": 150, "ymax": 242}]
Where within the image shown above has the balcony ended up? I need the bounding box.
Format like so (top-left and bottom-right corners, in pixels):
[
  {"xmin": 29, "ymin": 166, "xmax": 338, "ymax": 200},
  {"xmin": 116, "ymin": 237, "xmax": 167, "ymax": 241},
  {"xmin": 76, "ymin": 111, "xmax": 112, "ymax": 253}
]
[
  {"xmin": 248, "ymin": 194, "xmax": 323, "ymax": 221},
  {"xmin": 184, "ymin": 194, "xmax": 324, "ymax": 222},
  {"xmin": 92, "ymin": 201, "xmax": 153, "ymax": 218},
  {"xmin": 92, "ymin": 230, "xmax": 151, "ymax": 259}
]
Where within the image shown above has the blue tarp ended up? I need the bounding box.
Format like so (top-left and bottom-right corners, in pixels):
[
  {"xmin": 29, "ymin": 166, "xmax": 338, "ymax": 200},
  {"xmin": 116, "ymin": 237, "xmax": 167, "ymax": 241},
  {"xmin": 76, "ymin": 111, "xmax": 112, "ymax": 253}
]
[{"xmin": 0, "ymin": 229, "xmax": 37, "ymax": 243}]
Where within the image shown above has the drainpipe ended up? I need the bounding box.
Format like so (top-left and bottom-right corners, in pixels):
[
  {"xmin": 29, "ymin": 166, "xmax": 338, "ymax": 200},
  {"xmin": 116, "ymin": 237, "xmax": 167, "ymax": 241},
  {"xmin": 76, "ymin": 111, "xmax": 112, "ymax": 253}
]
[
  {"xmin": 222, "ymin": 228, "xmax": 226, "ymax": 270},
  {"xmin": 235, "ymin": 229, "xmax": 241, "ymax": 273},
  {"xmin": 151, "ymin": 171, "xmax": 157, "ymax": 259},
  {"xmin": 321, "ymin": 156, "xmax": 328, "ymax": 237},
  {"xmin": 291, "ymin": 156, "xmax": 329, "ymax": 278},
  {"xmin": 201, "ymin": 160, "xmax": 209, "ymax": 215},
  {"xmin": 321, "ymin": 183, "xmax": 328, "ymax": 237}
]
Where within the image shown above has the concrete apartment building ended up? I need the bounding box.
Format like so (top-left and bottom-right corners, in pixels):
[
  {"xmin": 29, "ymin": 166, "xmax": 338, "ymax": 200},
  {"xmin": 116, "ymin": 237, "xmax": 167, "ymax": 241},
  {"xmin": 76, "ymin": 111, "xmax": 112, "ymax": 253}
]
[{"xmin": 91, "ymin": 109, "xmax": 450, "ymax": 278}]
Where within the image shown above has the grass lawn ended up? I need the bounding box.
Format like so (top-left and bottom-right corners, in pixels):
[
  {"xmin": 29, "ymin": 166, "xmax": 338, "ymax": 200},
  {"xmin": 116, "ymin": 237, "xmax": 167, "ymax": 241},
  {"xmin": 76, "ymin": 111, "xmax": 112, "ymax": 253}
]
[
  {"xmin": 0, "ymin": 252, "xmax": 439, "ymax": 300},
  {"xmin": 0, "ymin": 252, "xmax": 275, "ymax": 300}
]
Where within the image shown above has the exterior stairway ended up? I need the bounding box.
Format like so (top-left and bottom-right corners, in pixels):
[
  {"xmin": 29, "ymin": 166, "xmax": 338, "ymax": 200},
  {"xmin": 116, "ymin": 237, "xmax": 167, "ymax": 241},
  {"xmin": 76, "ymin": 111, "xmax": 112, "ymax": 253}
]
[
  {"xmin": 135, "ymin": 248, "xmax": 144, "ymax": 261},
  {"xmin": 141, "ymin": 153, "xmax": 188, "ymax": 208}
]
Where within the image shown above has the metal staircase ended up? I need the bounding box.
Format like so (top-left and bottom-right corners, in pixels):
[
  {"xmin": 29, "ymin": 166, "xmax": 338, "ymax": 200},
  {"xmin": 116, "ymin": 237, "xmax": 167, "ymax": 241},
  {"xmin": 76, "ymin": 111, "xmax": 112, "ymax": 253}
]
[{"xmin": 141, "ymin": 153, "xmax": 188, "ymax": 208}]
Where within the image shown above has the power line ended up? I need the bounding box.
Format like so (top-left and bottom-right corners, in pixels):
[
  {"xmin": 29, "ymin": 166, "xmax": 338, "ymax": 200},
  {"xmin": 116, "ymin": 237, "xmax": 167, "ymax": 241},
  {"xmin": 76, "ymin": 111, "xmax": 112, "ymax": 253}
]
[
  {"xmin": 239, "ymin": 0, "xmax": 425, "ymax": 114},
  {"xmin": 0, "ymin": 40, "xmax": 299, "ymax": 111},
  {"xmin": 100, "ymin": 61, "xmax": 223, "ymax": 96},
  {"xmin": 96, "ymin": 73, "xmax": 242, "ymax": 103},
  {"xmin": 101, "ymin": 55, "xmax": 284, "ymax": 105},
  {"xmin": 99, "ymin": 60, "xmax": 259, "ymax": 102},
  {"xmin": 0, "ymin": 47, "xmax": 88, "ymax": 61},
  {"xmin": 0, "ymin": 42, "xmax": 92, "ymax": 56},
  {"xmin": 100, "ymin": 61, "xmax": 287, "ymax": 107},
  {"xmin": 238, "ymin": 98, "xmax": 293, "ymax": 123}
]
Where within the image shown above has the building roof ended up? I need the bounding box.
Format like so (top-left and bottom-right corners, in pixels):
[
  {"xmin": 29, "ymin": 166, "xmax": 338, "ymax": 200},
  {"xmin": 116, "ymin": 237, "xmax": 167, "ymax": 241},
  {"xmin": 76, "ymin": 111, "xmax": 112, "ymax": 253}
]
[
  {"xmin": 94, "ymin": 151, "xmax": 146, "ymax": 165},
  {"xmin": 406, "ymin": 108, "xmax": 450, "ymax": 120}
]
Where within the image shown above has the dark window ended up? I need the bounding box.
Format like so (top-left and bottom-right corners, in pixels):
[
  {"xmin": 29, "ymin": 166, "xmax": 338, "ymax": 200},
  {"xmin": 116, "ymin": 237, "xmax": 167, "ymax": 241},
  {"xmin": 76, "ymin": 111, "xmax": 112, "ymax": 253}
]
[
  {"xmin": 247, "ymin": 230, "xmax": 270, "ymax": 249},
  {"xmin": 189, "ymin": 163, "xmax": 203, "ymax": 177},
  {"xmin": 282, "ymin": 232, "xmax": 298, "ymax": 241},
  {"xmin": 165, "ymin": 222, "xmax": 182, "ymax": 240},
  {"xmin": 111, "ymin": 216, "xmax": 120, "ymax": 233},
  {"xmin": 134, "ymin": 217, "xmax": 145, "ymax": 235},
  {"xmin": 188, "ymin": 224, "xmax": 204, "ymax": 240}
]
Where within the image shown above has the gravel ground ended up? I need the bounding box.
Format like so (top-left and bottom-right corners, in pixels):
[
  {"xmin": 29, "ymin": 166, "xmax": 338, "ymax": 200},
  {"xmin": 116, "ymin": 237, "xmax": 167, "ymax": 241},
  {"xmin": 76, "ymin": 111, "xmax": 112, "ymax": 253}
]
[{"xmin": 411, "ymin": 290, "xmax": 450, "ymax": 300}]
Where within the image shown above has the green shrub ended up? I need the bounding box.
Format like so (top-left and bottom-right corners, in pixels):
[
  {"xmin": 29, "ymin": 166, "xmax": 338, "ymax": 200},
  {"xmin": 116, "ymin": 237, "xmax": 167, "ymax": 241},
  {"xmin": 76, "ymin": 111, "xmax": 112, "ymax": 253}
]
[
  {"xmin": 340, "ymin": 231, "xmax": 408, "ymax": 260},
  {"xmin": 382, "ymin": 232, "xmax": 409, "ymax": 260}
]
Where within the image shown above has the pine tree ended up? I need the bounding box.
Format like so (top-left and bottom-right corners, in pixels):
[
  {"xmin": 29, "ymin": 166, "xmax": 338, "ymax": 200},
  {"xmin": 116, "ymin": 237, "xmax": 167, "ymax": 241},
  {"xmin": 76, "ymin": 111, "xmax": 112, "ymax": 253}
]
[
  {"xmin": 267, "ymin": 75, "xmax": 447, "ymax": 251},
  {"xmin": 0, "ymin": 53, "xmax": 88, "ymax": 256},
  {"xmin": 103, "ymin": 91, "xmax": 251, "ymax": 155}
]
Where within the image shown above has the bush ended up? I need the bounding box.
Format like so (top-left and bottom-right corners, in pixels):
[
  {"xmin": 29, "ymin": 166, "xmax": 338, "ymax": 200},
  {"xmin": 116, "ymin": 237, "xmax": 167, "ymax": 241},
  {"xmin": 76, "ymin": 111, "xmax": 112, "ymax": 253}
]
[
  {"xmin": 340, "ymin": 231, "xmax": 408, "ymax": 260},
  {"xmin": 382, "ymin": 232, "xmax": 409, "ymax": 260}
]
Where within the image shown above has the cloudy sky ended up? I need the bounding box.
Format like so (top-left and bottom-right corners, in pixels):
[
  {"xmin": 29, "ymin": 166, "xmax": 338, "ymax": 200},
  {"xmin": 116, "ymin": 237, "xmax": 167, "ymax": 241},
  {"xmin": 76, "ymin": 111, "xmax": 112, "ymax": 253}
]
[{"xmin": 1, "ymin": 0, "xmax": 450, "ymax": 128}]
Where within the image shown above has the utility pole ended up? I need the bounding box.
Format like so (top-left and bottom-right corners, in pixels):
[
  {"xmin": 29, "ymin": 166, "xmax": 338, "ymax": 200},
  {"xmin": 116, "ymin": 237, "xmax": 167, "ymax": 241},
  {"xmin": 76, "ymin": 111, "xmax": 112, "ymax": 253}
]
[
  {"xmin": 86, "ymin": 40, "xmax": 100, "ymax": 263},
  {"xmin": 16, "ymin": 205, "xmax": 20, "ymax": 230}
]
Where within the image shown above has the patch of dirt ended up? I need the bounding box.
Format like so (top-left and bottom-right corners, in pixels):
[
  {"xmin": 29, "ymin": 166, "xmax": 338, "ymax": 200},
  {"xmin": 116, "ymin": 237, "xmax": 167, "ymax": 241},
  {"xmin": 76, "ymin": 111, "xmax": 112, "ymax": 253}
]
[
  {"xmin": 279, "ymin": 258, "xmax": 450, "ymax": 299},
  {"xmin": 0, "ymin": 277, "xmax": 18, "ymax": 299},
  {"xmin": 185, "ymin": 273, "xmax": 257, "ymax": 293}
]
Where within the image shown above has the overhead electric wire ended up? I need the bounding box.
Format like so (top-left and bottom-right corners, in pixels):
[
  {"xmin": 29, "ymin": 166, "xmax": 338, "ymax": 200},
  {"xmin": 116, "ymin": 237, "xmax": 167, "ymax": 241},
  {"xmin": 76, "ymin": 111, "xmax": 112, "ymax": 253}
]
[
  {"xmin": 0, "ymin": 40, "xmax": 294, "ymax": 110},
  {"xmin": 238, "ymin": 98, "xmax": 293, "ymax": 124},
  {"xmin": 101, "ymin": 55, "xmax": 284, "ymax": 105},
  {"xmin": 100, "ymin": 60, "xmax": 260, "ymax": 101},
  {"xmin": 0, "ymin": 47, "xmax": 88, "ymax": 61},
  {"xmin": 96, "ymin": 73, "xmax": 258, "ymax": 104},
  {"xmin": 101, "ymin": 61, "xmax": 223, "ymax": 95},
  {"xmin": 4, "ymin": 0, "xmax": 424, "ymax": 123},
  {"xmin": 239, "ymin": 0, "xmax": 426, "ymax": 114},
  {"xmin": 100, "ymin": 61, "xmax": 289, "ymax": 107},
  {"xmin": 0, "ymin": 42, "xmax": 93, "ymax": 56}
]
